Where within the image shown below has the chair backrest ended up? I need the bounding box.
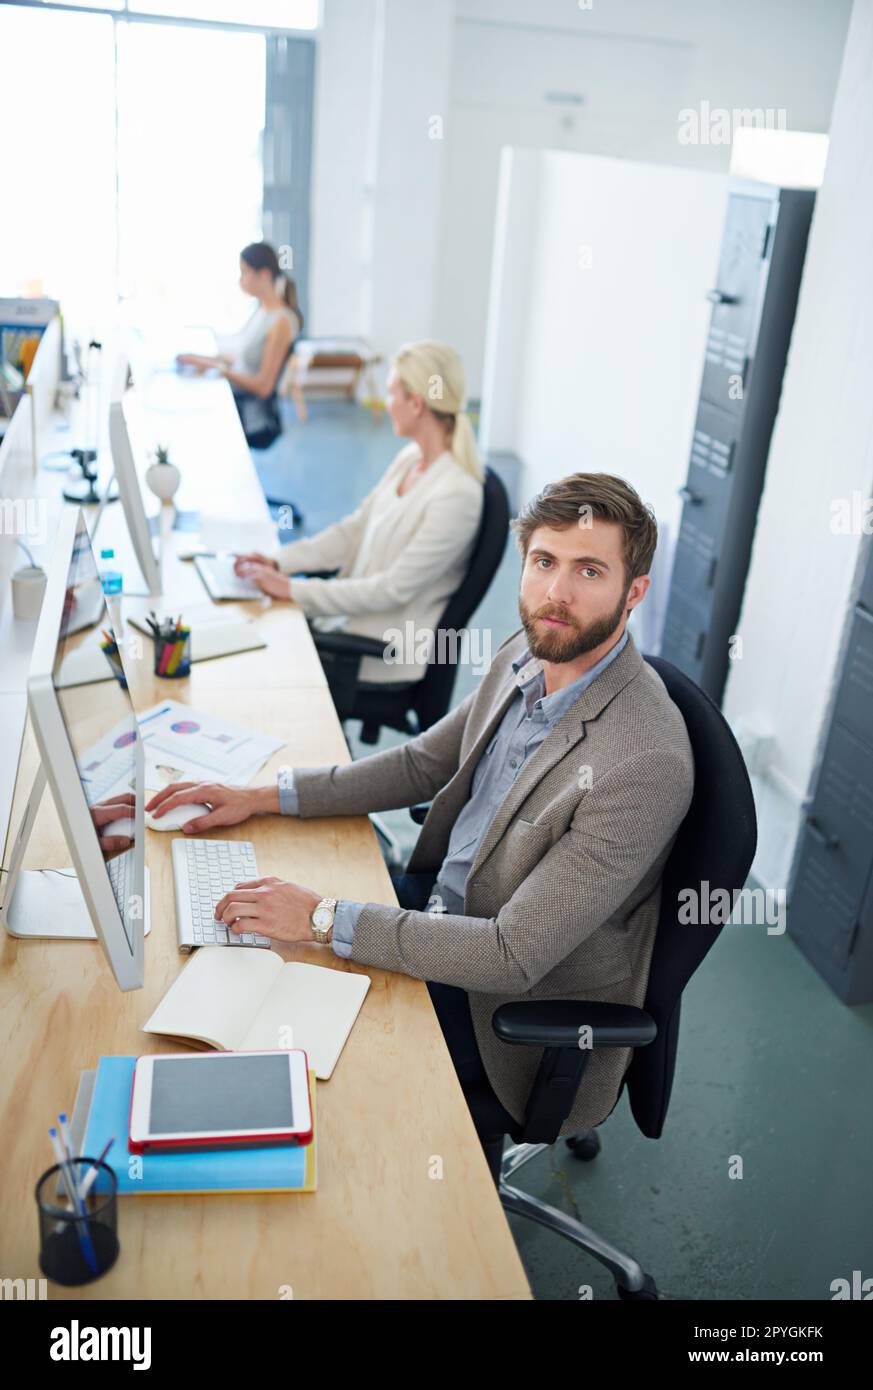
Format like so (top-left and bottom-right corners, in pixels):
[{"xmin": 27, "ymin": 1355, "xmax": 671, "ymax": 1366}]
[
  {"xmin": 412, "ymin": 465, "xmax": 510, "ymax": 731},
  {"xmin": 623, "ymin": 655, "xmax": 758, "ymax": 1138}
]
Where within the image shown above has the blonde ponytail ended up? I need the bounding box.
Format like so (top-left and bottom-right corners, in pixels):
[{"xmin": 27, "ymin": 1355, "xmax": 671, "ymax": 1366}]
[
  {"xmin": 392, "ymin": 340, "xmax": 484, "ymax": 483},
  {"xmin": 450, "ymin": 409, "xmax": 482, "ymax": 483}
]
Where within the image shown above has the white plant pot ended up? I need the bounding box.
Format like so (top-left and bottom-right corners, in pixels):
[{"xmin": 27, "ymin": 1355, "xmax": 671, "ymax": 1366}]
[{"xmin": 145, "ymin": 462, "xmax": 181, "ymax": 502}]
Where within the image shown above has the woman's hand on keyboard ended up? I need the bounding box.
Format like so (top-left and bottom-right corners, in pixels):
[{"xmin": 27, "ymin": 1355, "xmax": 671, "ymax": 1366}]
[
  {"xmin": 233, "ymin": 551, "xmax": 278, "ymax": 575},
  {"xmin": 238, "ymin": 563, "xmax": 293, "ymax": 600},
  {"xmin": 145, "ymin": 781, "xmax": 266, "ymax": 832}
]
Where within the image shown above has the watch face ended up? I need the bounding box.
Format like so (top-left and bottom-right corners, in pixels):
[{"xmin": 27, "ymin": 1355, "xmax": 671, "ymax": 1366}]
[{"xmin": 313, "ymin": 908, "xmax": 332, "ymax": 930}]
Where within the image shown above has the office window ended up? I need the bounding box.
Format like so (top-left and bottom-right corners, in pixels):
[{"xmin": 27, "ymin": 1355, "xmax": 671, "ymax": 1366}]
[
  {"xmin": 115, "ymin": 20, "xmax": 265, "ymax": 335},
  {"xmin": 0, "ymin": 5, "xmax": 117, "ymax": 331},
  {"xmin": 0, "ymin": 4, "xmax": 309, "ymax": 343},
  {"xmin": 130, "ymin": 1, "xmax": 318, "ymax": 28}
]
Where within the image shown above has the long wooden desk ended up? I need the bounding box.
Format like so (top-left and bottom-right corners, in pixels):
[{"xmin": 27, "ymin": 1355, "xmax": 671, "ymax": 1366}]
[{"xmin": 0, "ymin": 364, "xmax": 531, "ymax": 1300}]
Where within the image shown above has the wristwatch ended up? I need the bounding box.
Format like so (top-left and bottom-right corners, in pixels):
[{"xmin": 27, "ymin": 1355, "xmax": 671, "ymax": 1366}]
[{"xmin": 310, "ymin": 897, "xmax": 338, "ymax": 945}]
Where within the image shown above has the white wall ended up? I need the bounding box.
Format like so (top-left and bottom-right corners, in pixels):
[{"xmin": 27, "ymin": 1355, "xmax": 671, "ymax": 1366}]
[
  {"xmin": 723, "ymin": 0, "xmax": 873, "ymax": 892},
  {"xmin": 309, "ymin": 0, "xmax": 380, "ymax": 338},
  {"xmin": 312, "ymin": 0, "xmax": 850, "ymax": 394},
  {"xmin": 482, "ymin": 148, "xmax": 727, "ymax": 649},
  {"xmin": 309, "ymin": 0, "xmax": 455, "ymax": 371},
  {"xmin": 366, "ymin": 0, "xmax": 455, "ymax": 360},
  {"xmin": 435, "ymin": 0, "xmax": 852, "ymax": 395}
]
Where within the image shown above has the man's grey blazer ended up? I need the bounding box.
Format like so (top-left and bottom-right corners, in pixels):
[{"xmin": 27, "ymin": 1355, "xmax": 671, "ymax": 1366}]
[{"xmin": 294, "ymin": 628, "xmax": 694, "ymax": 1138}]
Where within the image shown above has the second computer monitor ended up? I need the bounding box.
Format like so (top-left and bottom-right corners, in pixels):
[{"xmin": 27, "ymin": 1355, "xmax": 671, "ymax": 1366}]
[{"xmin": 109, "ymin": 362, "xmax": 161, "ymax": 596}]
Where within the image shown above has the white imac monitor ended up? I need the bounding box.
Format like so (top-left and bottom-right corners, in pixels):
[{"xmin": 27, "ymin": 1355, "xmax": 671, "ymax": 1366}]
[
  {"xmin": 0, "ymin": 509, "xmax": 148, "ymax": 990},
  {"xmin": 107, "ymin": 358, "xmax": 162, "ymax": 597}
]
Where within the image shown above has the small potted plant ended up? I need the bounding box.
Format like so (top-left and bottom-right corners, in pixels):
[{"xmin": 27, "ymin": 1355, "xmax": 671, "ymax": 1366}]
[{"xmin": 145, "ymin": 443, "xmax": 181, "ymax": 502}]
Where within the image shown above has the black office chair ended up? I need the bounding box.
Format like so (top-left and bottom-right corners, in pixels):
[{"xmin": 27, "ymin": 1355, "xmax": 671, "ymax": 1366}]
[
  {"xmin": 311, "ymin": 465, "xmax": 510, "ymax": 743},
  {"xmin": 250, "ymin": 339, "xmax": 305, "ymax": 527},
  {"xmin": 411, "ymin": 654, "xmax": 757, "ymax": 1299}
]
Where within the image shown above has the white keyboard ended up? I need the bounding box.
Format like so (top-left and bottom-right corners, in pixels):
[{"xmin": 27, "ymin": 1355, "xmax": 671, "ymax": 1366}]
[
  {"xmin": 194, "ymin": 554, "xmax": 262, "ymax": 601},
  {"xmin": 172, "ymin": 838, "xmax": 272, "ymax": 950}
]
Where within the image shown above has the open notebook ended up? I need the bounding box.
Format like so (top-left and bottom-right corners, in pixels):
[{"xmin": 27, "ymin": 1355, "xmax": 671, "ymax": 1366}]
[{"xmin": 142, "ymin": 946, "xmax": 370, "ymax": 1080}]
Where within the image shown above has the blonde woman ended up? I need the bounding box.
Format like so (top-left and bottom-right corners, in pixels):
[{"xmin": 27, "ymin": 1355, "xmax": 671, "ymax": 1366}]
[{"xmin": 234, "ymin": 341, "xmax": 485, "ymax": 685}]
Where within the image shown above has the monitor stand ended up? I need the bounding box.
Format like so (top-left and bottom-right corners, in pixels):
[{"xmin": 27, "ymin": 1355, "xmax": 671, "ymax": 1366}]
[
  {"xmin": 0, "ymin": 763, "xmax": 150, "ymax": 940},
  {"xmin": 61, "ymin": 448, "xmax": 120, "ymax": 507}
]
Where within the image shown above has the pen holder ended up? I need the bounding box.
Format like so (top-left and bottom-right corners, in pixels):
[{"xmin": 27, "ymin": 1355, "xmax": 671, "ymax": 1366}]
[
  {"xmin": 154, "ymin": 628, "xmax": 191, "ymax": 679},
  {"xmin": 100, "ymin": 639, "xmax": 128, "ymax": 690},
  {"xmin": 36, "ymin": 1159, "xmax": 119, "ymax": 1286}
]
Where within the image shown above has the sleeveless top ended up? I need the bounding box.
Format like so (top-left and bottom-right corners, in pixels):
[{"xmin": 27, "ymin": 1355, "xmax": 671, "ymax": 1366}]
[
  {"xmin": 231, "ymin": 305, "xmax": 299, "ymax": 376},
  {"xmin": 230, "ymin": 305, "xmax": 299, "ymax": 446}
]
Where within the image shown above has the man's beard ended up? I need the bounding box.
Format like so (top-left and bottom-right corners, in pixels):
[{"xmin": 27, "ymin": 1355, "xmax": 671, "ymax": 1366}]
[{"xmin": 519, "ymin": 587, "xmax": 630, "ymax": 663}]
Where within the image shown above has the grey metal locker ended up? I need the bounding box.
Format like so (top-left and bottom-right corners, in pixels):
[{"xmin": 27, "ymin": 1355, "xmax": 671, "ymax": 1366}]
[
  {"xmin": 788, "ymin": 543, "xmax": 873, "ymax": 1003},
  {"xmin": 661, "ymin": 179, "xmax": 815, "ymax": 701}
]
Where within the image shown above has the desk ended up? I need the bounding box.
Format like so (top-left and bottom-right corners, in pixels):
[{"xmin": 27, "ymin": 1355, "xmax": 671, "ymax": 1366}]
[{"xmin": 0, "ymin": 361, "xmax": 530, "ymax": 1300}]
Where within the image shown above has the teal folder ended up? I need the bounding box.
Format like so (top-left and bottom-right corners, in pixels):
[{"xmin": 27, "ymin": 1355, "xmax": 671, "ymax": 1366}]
[{"xmin": 82, "ymin": 1056, "xmax": 316, "ymax": 1195}]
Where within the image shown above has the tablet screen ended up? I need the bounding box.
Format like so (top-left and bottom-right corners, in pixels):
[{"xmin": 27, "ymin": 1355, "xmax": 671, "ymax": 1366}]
[{"xmin": 149, "ymin": 1054, "xmax": 294, "ymax": 1134}]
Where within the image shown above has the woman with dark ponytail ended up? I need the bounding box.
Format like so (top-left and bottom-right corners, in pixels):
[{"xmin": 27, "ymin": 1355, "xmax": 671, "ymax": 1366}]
[{"xmin": 176, "ymin": 241, "xmax": 303, "ymax": 449}]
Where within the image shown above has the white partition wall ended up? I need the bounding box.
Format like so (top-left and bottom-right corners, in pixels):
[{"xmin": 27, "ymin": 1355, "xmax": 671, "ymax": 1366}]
[{"xmin": 481, "ymin": 147, "xmax": 727, "ymax": 650}]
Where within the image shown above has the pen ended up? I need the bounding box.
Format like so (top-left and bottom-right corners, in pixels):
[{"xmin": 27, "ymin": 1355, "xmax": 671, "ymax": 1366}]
[
  {"xmin": 139, "ymin": 706, "xmax": 172, "ymax": 725},
  {"xmin": 77, "ymin": 1138, "xmax": 114, "ymax": 1201},
  {"xmin": 57, "ymin": 1112, "xmax": 75, "ymax": 1163},
  {"xmin": 49, "ymin": 1127, "xmax": 98, "ymax": 1275}
]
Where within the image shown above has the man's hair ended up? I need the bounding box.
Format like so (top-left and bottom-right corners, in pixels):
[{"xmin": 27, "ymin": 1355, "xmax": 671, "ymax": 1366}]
[{"xmin": 512, "ymin": 472, "xmax": 658, "ymax": 584}]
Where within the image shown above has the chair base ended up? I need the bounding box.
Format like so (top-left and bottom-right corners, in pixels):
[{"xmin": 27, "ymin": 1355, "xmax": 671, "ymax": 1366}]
[{"xmin": 495, "ymin": 1140, "xmax": 661, "ymax": 1299}]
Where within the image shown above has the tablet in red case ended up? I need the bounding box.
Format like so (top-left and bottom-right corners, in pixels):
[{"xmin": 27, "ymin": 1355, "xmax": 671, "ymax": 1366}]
[{"xmin": 129, "ymin": 1049, "xmax": 313, "ymax": 1153}]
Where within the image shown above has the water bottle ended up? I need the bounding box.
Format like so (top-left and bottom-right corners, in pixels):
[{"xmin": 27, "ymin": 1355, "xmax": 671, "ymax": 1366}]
[{"xmin": 99, "ymin": 548, "xmax": 123, "ymax": 596}]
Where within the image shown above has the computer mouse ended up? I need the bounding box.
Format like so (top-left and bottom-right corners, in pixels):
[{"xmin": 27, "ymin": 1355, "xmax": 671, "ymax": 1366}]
[
  {"xmin": 145, "ymin": 803, "xmax": 211, "ymax": 832},
  {"xmin": 102, "ymin": 818, "xmax": 135, "ymax": 840}
]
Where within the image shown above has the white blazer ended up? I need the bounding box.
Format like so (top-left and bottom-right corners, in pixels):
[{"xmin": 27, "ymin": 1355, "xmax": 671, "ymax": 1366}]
[{"xmin": 276, "ymin": 446, "xmax": 484, "ymax": 683}]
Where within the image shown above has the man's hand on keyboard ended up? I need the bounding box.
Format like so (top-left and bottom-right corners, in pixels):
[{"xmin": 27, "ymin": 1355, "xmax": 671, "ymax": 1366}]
[
  {"xmin": 213, "ymin": 877, "xmax": 321, "ymax": 944},
  {"xmin": 145, "ymin": 781, "xmax": 277, "ymax": 832}
]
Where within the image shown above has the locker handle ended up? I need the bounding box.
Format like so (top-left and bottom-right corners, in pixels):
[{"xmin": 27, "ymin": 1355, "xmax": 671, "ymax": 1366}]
[
  {"xmin": 678, "ymin": 486, "xmax": 703, "ymax": 505},
  {"xmin": 705, "ymin": 289, "xmax": 737, "ymax": 305},
  {"xmin": 806, "ymin": 818, "xmax": 839, "ymax": 851}
]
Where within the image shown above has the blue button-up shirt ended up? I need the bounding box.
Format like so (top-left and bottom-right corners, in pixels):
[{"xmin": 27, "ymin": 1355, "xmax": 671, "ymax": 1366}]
[{"xmin": 279, "ymin": 630, "xmax": 628, "ymax": 956}]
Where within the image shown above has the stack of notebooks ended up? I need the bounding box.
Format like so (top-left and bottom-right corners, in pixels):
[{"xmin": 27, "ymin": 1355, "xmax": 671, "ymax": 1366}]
[{"xmin": 69, "ymin": 949, "xmax": 371, "ymax": 1196}]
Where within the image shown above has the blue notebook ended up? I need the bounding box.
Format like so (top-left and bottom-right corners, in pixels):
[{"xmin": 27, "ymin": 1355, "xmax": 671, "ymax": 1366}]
[{"xmin": 82, "ymin": 1056, "xmax": 317, "ymax": 1195}]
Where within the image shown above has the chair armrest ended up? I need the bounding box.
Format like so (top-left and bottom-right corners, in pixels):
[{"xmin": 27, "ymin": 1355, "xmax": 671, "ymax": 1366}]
[
  {"xmin": 493, "ymin": 1001, "xmax": 657, "ymax": 1143},
  {"xmin": 409, "ymin": 802, "xmax": 431, "ymax": 825},
  {"xmin": 492, "ymin": 1001, "xmax": 656, "ymax": 1050},
  {"xmin": 310, "ymin": 630, "xmax": 387, "ymax": 660},
  {"xmin": 308, "ymin": 629, "xmax": 389, "ymax": 721}
]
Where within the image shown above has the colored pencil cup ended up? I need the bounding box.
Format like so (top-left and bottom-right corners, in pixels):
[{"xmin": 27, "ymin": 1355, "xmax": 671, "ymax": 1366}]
[
  {"xmin": 154, "ymin": 628, "xmax": 191, "ymax": 679},
  {"xmin": 36, "ymin": 1159, "xmax": 119, "ymax": 1286}
]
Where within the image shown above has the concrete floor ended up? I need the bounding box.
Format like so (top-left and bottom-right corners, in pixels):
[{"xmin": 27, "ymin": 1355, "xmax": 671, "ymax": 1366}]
[{"xmin": 252, "ymin": 398, "xmax": 873, "ymax": 1301}]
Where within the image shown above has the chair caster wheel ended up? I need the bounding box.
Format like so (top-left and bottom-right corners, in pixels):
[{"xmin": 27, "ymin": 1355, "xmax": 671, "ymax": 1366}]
[
  {"xmin": 617, "ymin": 1274, "xmax": 659, "ymax": 1300},
  {"xmin": 565, "ymin": 1130, "xmax": 601, "ymax": 1161}
]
